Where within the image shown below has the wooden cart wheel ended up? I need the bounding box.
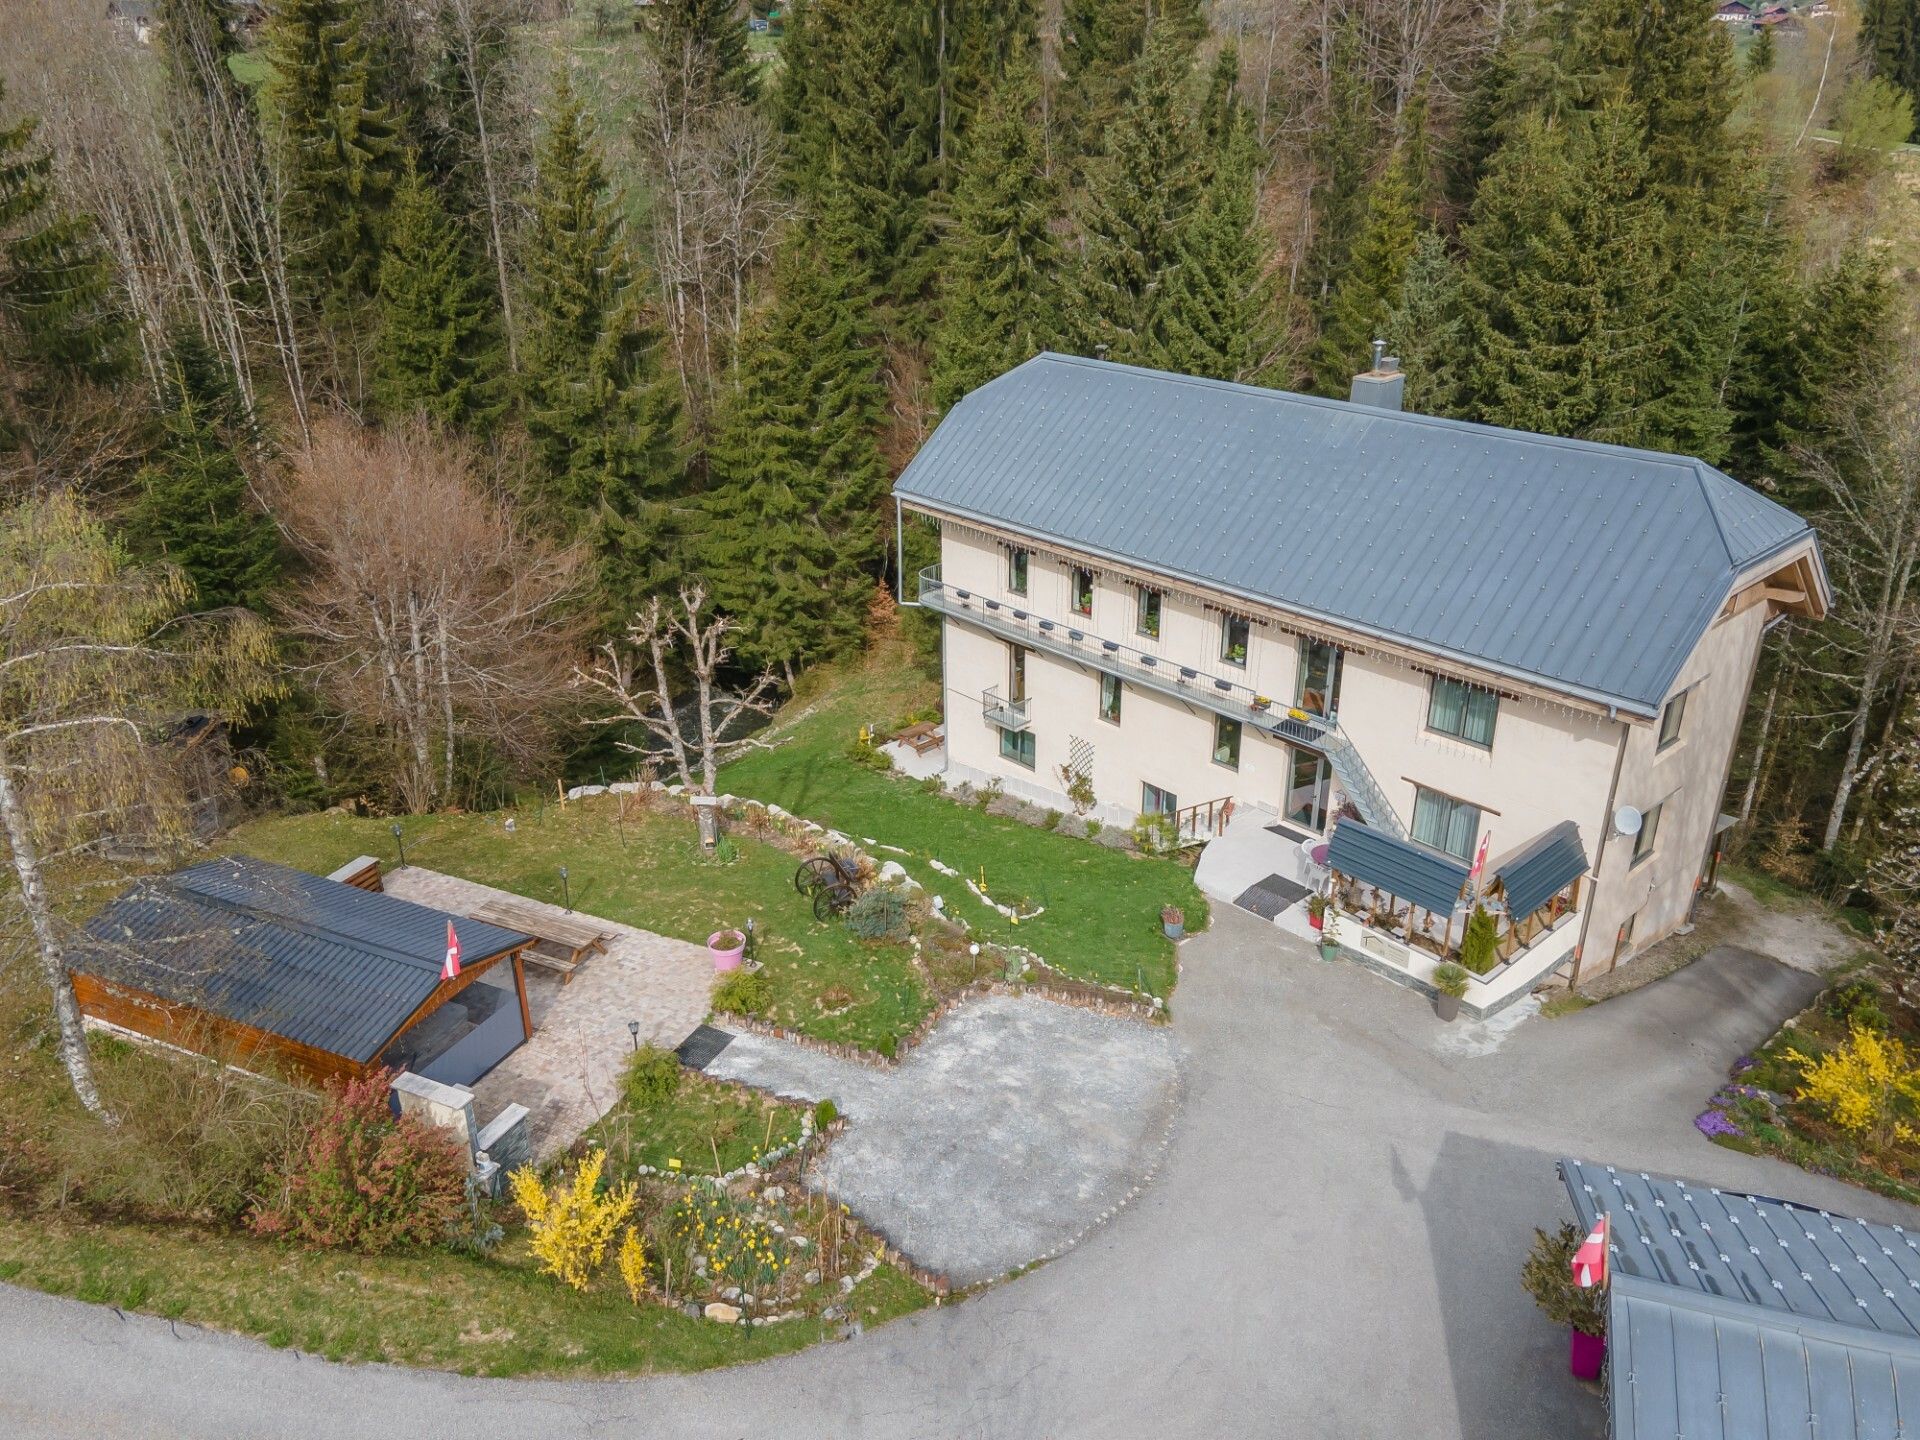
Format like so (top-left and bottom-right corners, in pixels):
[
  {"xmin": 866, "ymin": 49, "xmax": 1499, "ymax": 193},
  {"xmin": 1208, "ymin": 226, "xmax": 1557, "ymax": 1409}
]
[
  {"xmin": 794, "ymin": 857, "xmax": 837, "ymax": 896},
  {"xmin": 813, "ymin": 887, "xmax": 843, "ymax": 923}
]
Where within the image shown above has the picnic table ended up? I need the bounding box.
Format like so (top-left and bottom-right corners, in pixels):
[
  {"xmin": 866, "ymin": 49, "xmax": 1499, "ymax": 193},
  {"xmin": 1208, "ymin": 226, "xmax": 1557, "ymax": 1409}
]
[
  {"xmin": 470, "ymin": 897, "xmax": 611, "ymax": 984},
  {"xmin": 895, "ymin": 721, "xmax": 943, "ymax": 756}
]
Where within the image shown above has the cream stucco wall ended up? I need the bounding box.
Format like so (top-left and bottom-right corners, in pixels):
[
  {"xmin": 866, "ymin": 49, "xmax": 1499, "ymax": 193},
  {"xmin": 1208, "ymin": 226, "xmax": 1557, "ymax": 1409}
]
[{"xmin": 933, "ymin": 523, "xmax": 1776, "ymax": 980}]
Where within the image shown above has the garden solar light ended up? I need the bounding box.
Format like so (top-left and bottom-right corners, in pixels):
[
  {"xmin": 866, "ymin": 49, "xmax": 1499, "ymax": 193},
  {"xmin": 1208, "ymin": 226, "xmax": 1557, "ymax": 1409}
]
[
  {"xmin": 559, "ymin": 864, "xmax": 571, "ymax": 911},
  {"xmin": 390, "ymin": 822, "xmax": 406, "ymax": 867},
  {"xmin": 628, "ymin": 1019, "xmax": 639, "ymax": 1052}
]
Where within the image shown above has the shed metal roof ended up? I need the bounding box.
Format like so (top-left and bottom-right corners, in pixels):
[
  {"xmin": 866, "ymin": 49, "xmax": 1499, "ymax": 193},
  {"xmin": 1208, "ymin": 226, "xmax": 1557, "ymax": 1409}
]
[
  {"xmin": 1326, "ymin": 819, "xmax": 1469, "ymax": 916},
  {"xmin": 895, "ymin": 354, "xmax": 1821, "ymax": 718},
  {"xmin": 1491, "ymin": 821, "xmax": 1589, "ymax": 920},
  {"xmin": 1561, "ymin": 1159, "xmax": 1920, "ymax": 1440},
  {"xmin": 72, "ymin": 856, "xmax": 530, "ymax": 1064}
]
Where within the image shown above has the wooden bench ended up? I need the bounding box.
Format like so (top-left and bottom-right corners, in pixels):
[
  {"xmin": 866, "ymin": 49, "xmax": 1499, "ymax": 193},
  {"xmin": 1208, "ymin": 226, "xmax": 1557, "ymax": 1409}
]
[
  {"xmin": 895, "ymin": 721, "xmax": 944, "ymax": 756},
  {"xmin": 470, "ymin": 898, "xmax": 611, "ymax": 985}
]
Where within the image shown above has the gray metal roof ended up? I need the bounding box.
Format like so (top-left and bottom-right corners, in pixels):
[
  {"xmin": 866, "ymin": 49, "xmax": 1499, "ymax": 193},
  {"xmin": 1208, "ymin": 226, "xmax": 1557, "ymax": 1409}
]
[
  {"xmin": 1561, "ymin": 1159, "xmax": 1920, "ymax": 1440},
  {"xmin": 72, "ymin": 856, "xmax": 530, "ymax": 1064},
  {"xmin": 1491, "ymin": 821, "xmax": 1589, "ymax": 920},
  {"xmin": 895, "ymin": 354, "xmax": 1821, "ymax": 718},
  {"xmin": 1609, "ymin": 1276, "xmax": 1920, "ymax": 1440},
  {"xmin": 1326, "ymin": 819, "xmax": 1469, "ymax": 917}
]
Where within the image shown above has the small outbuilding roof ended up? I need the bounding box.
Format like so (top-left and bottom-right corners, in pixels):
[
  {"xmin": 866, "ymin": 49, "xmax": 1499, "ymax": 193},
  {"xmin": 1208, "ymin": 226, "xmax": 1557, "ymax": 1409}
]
[
  {"xmin": 1326, "ymin": 819, "xmax": 1469, "ymax": 917},
  {"xmin": 1561, "ymin": 1158, "xmax": 1920, "ymax": 1440},
  {"xmin": 895, "ymin": 354, "xmax": 1823, "ymax": 718},
  {"xmin": 72, "ymin": 855, "xmax": 530, "ymax": 1064},
  {"xmin": 1490, "ymin": 821, "xmax": 1589, "ymax": 920}
]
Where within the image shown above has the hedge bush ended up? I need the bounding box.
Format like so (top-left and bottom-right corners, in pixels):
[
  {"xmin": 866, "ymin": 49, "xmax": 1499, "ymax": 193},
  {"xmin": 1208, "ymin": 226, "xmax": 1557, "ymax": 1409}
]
[{"xmin": 712, "ymin": 968, "xmax": 771, "ymax": 1016}]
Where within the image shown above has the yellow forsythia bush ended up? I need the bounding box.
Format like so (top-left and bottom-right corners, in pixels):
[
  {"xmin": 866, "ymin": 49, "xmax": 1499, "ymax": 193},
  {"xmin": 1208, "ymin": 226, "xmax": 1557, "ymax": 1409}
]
[
  {"xmin": 509, "ymin": 1151, "xmax": 638, "ymax": 1292},
  {"xmin": 617, "ymin": 1226, "xmax": 649, "ymax": 1305},
  {"xmin": 1787, "ymin": 1023, "xmax": 1920, "ymax": 1150}
]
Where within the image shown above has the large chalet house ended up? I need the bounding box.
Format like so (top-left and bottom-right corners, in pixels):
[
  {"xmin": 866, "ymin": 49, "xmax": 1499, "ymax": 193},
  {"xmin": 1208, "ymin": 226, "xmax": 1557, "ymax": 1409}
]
[{"xmin": 893, "ymin": 352, "xmax": 1828, "ymax": 1000}]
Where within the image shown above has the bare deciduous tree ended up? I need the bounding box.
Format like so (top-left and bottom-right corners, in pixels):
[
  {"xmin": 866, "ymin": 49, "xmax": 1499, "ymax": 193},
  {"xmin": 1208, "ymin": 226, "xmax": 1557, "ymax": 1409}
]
[
  {"xmin": 277, "ymin": 419, "xmax": 584, "ymax": 811},
  {"xmin": 1794, "ymin": 336, "xmax": 1920, "ymax": 851},
  {"xmin": 575, "ymin": 585, "xmax": 777, "ymax": 794},
  {"xmin": 0, "ymin": 492, "xmax": 277, "ymax": 1117}
]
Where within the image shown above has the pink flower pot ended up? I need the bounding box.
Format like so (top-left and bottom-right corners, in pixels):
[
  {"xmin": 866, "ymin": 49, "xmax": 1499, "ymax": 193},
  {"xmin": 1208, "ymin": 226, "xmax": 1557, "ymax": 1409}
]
[
  {"xmin": 708, "ymin": 929, "xmax": 746, "ymax": 973},
  {"xmin": 1308, "ymin": 910, "xmax": 1324, "ymax": 932},
  {"xmin": 1569, "ymin": 1327, "xmax": 1605, "ymax": 1381}
]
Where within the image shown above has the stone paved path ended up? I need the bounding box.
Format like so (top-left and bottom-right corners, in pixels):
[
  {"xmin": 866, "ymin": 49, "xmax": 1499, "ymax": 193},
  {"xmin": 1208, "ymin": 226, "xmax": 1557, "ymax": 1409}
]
[
  {"xmin": 384, "ymin": 867, "xmax": 713, "ymax": 1159},
  {"xmin": 705, "ymin": 993, "xmax": 1182, "ymax": 1286}
]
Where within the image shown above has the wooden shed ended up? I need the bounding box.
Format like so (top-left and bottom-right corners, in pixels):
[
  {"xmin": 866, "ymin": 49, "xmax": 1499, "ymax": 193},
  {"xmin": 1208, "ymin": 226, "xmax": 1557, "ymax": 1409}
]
[{"xmin": 70, "ymin": 855, "xmax": 535, "ymax": 1089}]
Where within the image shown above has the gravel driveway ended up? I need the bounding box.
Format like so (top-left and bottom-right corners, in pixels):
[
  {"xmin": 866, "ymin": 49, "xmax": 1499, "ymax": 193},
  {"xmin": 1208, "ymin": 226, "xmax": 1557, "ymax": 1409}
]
[{"xmin": 705, "ymin": 994, "xmax": 1182, "ymax": 1286}]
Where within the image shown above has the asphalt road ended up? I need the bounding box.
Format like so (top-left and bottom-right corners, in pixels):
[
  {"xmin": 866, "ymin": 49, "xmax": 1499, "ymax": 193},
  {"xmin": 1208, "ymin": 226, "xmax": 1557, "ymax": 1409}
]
[{"xmin": 2, "ymin": 913, "xmax": 1894, "ymax": 1440}]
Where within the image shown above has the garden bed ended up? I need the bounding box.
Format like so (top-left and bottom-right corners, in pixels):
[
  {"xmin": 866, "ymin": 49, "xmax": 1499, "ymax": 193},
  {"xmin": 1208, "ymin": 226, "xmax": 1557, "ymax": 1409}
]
[{"xmin": 1697, "ymin": 964, "xmax": 1920, "ymax": 1206}]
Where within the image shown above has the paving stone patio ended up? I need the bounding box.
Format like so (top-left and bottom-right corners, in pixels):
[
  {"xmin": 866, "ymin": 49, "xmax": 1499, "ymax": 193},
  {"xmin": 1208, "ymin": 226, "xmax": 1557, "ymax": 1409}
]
[
  {"xmin": 704, "ymin": 992, "xmax": 1182, "ymax": 1286},
  {"xmin": 383, "ymin": 867, "xmax": 713, "ymax": 1159}
]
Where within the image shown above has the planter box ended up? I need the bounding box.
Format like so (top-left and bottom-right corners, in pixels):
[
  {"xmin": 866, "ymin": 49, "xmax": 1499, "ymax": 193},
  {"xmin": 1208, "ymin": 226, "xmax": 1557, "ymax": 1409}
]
[{"xmin": 1569, "ymin": 1327, "xmax": 1605, "ymax": 1380}]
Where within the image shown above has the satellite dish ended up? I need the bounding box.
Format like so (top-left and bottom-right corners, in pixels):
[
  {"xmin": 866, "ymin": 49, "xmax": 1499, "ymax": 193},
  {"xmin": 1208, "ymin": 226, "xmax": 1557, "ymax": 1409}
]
[{"xmin": 1613, "ymin": 805, "xmax": 1643, "ymax": 838}]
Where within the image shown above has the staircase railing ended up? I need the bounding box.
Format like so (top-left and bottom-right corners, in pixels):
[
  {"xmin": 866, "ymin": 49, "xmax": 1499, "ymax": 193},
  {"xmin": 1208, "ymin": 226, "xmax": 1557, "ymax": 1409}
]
[{"xmin": 1176, "ymin": 796, "xmax": 1236, "ymax": 842}]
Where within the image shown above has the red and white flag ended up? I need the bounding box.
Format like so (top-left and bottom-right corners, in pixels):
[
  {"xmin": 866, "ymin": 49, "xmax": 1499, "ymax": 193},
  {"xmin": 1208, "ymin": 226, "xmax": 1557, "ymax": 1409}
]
[
  {"xmin": 1571, "ymin": 1213, "xmax": 1610, "ymax": 1289},
  {"xmin": 442, "ymin": 920, "xmax": 462, "ymax": 981},
  {"xmin": 1468, "ymin": 830, "xmax": 1492, "ymax": 889}
]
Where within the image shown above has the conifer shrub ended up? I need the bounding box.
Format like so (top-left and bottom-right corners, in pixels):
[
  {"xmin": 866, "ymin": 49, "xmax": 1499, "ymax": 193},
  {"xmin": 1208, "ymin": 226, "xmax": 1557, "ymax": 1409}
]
[
  {"xmin": 624, "ymin": 1044, "xmax": 683, "ymax": 1109},
  {"xmin": 1459, "ymin": 905, "xmax": 1499, "ymax": 975},
  {"xmin": 844, "ymin": 887, "xmax": 911, "ymax": 943},
  {"xmin": 249, "ymin": 1071, "xmax": 467, "ymax": 1253},
  {"xmin": 712, "ymin": 968, "xmax": 771, "ymax": 1017}
]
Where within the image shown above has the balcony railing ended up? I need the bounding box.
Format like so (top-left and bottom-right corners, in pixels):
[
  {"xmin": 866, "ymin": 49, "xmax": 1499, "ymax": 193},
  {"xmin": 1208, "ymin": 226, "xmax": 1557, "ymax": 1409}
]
[
  {"xmin": 920, "ymin": 565, "xmax": 1406, "ymax": 837},
  {"xmin": 982, "ymin": 685, "xmax": 1031, "ymax": 731}
]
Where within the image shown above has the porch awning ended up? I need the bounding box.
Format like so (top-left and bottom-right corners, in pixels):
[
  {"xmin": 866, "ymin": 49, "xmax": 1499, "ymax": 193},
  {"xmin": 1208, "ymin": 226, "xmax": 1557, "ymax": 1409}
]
[
  {"xmin": 1326, "ymin": 820, "xmax": 1469, "ymax": 916},
  {"xmin": 1491, "ymin": 822, "xmax": 1589, "ymax": 919}
]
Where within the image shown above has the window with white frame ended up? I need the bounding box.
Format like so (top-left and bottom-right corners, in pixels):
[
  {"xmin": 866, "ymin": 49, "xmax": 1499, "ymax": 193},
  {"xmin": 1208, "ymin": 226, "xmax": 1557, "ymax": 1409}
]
[
  {"xmin": 1411, "ymin": 786, "xmax": 1480, "ymax": 861},
  {"xmin": 1007, "ymin": 548, "xmax": 1029, "ymax": 596},
  {"xmin": 1142, "ymin": 781, "xmax": 1178, "ymax": 815},
  {"xmin": 1099, "ymin": 672, "xmax": 1122, "ymax": 725},
  {"xmin": 1213, "ymin": 715, "xmax": 1241, "ymax": 769},
  {"xmin": 1136, "ymin": 586, "xmax": 1162, "ymax": 638},
  {"xmin": 1657, "ymin": 690, "xmax": 1688, "ymax": 751},
  {"xmin": 1000, "ymin": 726, "xmax": 1036, "ymax": 769},
  {"xmin": 1220, "ymin": 614, "xmax": 1249, "ymax": 667},
  {"xmin": 1427, "ymin": 675, "xmax": 1498, "ymax": 748},
  {"xmin": 1071, "ymin": 567, "xmax": 1094, "ymax": 617}
]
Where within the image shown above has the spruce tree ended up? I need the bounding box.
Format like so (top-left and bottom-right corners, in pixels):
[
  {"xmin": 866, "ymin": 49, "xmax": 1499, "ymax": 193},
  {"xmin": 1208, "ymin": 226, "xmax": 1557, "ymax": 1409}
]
[
  {"xmin": 129, "ymin": 333, "xmax": 281, "ymax": 614},
  {"xmin": 0, "ymin": 80, "xmax": 128, "ymax": 451},
  {"xmin": 643, "ymin": 0, "xmax": 760, "ymax": 105},
  {"xmin": 1057, "ymin": 0, "xmax": 1205, "ymax": 166},
  {"xmin": 1455, "ymin": 107, "xmax": 1669, "ymax": 448},
  {"xmin": 778, "ymin": 0, "xmax": 937, "ymax": 334},
  {"xmin": 1313, "ymin": 156, "xmax": 1417, "ymax": 395},
  {"xmin": 262, "ymin": 0, "xmax": 401, "ymax": 305},
  {"xmin": 930, "ymin": 62, "xmax": 1060, "ymax": 411},
  {"xmin": 1747, "ymin": 23, "xmax": 1777, "ymax": 79},
  {"xmin": 1067, "ymin": 27, "xmax": 1203, "ymax": 365},
  {"xmin": 1382, "ymin": 230, "xmax": 1467, "ymax": 417},
  {"xmin": 1149, "ymin": 123, "xmax": 1280, "ymax": 384},
  {"xmin": 700, "ymin": 199, "xmax": 887, "ymax": 679},
  {"xmin": 1861, "ymin": 0, "xmax": 1920, "ymax": 141},
  {"xmin": 372, "ymin": 159, "xmax": 504, "ymax": 430},
  {"xmin": 1445, "ymin": 11, "xmax": 1523, "ymax": 213},
  {"xmin": 520, "ymin": 74, "xmax": 683, "ymax": 618}
]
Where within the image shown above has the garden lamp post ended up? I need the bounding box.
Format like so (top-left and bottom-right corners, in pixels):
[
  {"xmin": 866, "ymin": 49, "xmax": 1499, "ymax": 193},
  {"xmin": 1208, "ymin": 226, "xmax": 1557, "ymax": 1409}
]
[
  {"xmin": 744, "ymin": 917, "xmax": 756, "ymax": 961},
  {"xmin": 559, "ymin": 864, "xmax": 571, "ymax": 912},
  {"xmin": 628, "ymin": 1019, "xmax": 640, "ymax": 1053},
  {"xmin": 391, "ymin": 822, "xmax": 407, "ymax": 868}
]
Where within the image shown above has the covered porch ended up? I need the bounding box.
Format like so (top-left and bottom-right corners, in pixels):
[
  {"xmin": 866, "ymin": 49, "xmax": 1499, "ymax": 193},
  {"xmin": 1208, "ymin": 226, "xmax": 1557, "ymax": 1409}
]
[{"xmin": 1322, "ymin": 820, "xmax": 1589, "ymax": 1018}]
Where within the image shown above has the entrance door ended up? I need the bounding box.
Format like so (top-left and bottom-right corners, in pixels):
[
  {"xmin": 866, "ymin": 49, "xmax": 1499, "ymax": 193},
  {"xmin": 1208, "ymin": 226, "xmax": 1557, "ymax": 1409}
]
[
  {"xmin": 1297, "ymin": 639, "xmax": 1343, "ymax": 719},
  {"xmin": 1285, "ymin": 747, "xmax": 1330, "ymax": 832}
]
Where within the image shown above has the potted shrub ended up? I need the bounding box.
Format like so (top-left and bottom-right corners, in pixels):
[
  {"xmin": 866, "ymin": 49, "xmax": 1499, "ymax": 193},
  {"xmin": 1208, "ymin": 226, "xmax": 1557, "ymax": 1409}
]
[
  {"xmin": 1317, "ymin": 913, "xmax": 1341, "ymax": 962},
  {"xmin": 1305, "ymin": 893, "xmax": 1328, "ymax": 932},
  {"xmin": 1161, "ymin": 905, "xmax": 1185, "ymax": 940},
  {"xmin": 1522, "ymin": 1224, "xmax": 1608, "ymax": 1380},
  {"xmin": 1432, "ymin": 961, "xmax": 1470, "ymax": 1021},
  {"xmin": 707, "ymin": 928, "xmax": 747, "ymax": 973}
]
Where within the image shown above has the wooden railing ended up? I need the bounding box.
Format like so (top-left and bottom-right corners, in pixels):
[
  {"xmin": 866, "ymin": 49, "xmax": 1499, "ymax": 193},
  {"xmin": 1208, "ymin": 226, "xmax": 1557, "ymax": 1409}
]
[{"xmin": 1176, "ymin": 796, "xmax": 1236, "ymax": 841}]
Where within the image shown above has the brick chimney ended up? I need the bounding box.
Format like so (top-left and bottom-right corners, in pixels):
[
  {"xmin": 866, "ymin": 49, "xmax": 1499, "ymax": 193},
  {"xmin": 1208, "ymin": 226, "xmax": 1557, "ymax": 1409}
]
[{"xmin": 1349, "ymin": 338, "xmax": 1405, "ymax": 412}]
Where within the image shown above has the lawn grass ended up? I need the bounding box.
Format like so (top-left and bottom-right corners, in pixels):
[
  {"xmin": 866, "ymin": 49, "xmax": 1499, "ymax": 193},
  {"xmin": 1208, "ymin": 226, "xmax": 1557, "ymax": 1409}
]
[
  {"xmin": 721, "ymin": 646, "xmax": 1205, "ymax": 997},
  {"xmin": 0, "ymin": 1210, "xmax": 927, "ymax": 1377},
  {"xmin": 590, "ymin": 1066, "xmax": 805, "ymax": 1177},
  {"xmin": 227, "ymin": 800, "xmax": 931, "ymax": 1052}
]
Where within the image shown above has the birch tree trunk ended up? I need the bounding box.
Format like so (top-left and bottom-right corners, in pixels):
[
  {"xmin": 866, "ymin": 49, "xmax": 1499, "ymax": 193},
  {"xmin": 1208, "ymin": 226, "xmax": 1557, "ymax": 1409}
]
[{"xmin": 0, "ymin": 760, "xmax": 108, "ymax": 1119}]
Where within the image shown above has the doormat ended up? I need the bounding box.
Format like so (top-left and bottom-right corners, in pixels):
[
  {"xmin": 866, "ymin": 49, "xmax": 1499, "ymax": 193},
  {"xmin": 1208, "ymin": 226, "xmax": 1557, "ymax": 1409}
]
[
  {"xmin": 675, "ymin": 1024, "xmax": 735, "ymax": 1071},
  {"xmin": 1233, "ymin": 873, "xmax": 1311, "ymax": 921},
  {"xmin": 1265, "ymin": 823, "xmax": 1312, "ymax": 843}
]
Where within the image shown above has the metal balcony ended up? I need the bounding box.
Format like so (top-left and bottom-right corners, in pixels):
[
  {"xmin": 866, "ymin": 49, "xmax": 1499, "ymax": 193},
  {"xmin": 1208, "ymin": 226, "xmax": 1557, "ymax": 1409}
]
[
  {"xmin": 982, "ymin": 685, "xmax": 1031, "ymax": 731},
  {"xmin": 920, "ymin": 565, "xmax": 1405, "ymax": 837}
]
